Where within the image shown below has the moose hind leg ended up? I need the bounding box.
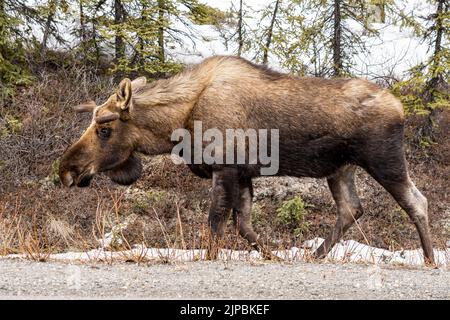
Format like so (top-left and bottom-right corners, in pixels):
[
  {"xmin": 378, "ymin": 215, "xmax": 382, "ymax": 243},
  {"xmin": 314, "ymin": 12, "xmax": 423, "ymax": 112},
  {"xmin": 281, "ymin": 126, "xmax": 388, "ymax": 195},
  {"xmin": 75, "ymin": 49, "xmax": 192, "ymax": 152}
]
[
  {"xmin": 372, "ymin": 174, "xmax": 434, "ymax": 265},
  {"xmin": 402, "ymin": 181, "xmax": 435, "ymax": 265},
  {"xmin": 361, "ymin": 137, "xmax": 435, "ymax": 265},
  {"xmin": 314, "ymin": 165, "xmax": 364, "ymax": 259}
]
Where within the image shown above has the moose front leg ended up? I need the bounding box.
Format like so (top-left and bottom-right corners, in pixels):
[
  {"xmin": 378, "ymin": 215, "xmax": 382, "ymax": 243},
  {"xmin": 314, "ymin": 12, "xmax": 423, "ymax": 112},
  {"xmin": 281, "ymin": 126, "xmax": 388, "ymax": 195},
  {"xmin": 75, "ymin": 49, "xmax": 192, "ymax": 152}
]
[
  {"xmin": 206, "ymin": 167, "xmax": 239, "ymax": 260},
  {"xmin": 232, "ymin": 177, "xmax": 258, "ymax": 248},
  {"xmin": 232, "ymin": 177, "xmax": 278, "ymax": 260}
]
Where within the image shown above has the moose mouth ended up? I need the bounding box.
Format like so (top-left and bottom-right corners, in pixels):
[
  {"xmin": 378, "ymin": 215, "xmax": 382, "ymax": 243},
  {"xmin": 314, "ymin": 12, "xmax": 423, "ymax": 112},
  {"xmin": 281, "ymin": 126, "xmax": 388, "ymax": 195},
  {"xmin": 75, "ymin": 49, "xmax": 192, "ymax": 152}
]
[{"xmin": 60, "ymin": 153, "xmax": 142, "ymax": 188}]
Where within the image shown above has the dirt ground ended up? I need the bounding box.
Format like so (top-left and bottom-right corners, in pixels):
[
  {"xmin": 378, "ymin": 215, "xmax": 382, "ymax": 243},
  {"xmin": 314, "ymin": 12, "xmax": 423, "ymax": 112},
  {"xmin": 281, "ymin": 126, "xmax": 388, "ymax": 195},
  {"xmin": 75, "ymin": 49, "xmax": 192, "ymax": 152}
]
[{"xmin": 0, "ymin": 258, "xmax": 449, "ymax": 300}]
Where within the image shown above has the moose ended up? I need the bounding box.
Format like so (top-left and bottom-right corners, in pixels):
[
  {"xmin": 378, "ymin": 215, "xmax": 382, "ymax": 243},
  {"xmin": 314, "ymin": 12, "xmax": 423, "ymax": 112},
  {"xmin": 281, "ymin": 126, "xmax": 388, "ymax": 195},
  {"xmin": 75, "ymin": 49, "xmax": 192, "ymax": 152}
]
[{"xmin": 59, "ymin": 56, "xmax": 435, "ymax": 264}]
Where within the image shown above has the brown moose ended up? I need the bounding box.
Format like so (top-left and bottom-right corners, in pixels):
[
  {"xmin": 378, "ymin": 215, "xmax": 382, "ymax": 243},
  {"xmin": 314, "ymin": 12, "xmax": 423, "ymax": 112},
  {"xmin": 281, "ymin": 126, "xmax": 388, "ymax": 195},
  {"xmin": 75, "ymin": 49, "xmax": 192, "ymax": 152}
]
[{"xmin": 59, "ymin": 56, "xmax": 435, "ymax": 264}]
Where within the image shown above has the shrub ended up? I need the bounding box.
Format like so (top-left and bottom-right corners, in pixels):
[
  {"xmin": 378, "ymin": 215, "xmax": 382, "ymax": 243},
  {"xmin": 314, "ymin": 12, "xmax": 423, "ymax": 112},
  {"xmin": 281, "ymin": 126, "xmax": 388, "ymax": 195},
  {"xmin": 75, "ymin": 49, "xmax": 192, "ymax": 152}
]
[{"xmin": 276, "ymin": 196, "xmax": 309, "ymax": 237}]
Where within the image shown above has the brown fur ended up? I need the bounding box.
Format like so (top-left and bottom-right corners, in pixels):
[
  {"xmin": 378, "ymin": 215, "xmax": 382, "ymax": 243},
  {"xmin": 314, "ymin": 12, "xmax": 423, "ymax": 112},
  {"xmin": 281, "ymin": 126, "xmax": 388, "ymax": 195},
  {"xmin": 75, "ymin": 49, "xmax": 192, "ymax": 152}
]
[{"xmin": 59, "ymin": 56, "xmax": 435, "ymax": 264}]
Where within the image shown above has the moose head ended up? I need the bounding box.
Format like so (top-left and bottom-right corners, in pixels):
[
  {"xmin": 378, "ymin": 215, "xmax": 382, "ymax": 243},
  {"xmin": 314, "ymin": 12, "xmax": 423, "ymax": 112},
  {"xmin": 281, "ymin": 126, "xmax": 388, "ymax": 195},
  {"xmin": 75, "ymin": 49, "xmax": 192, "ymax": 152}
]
[{"xmin": 59, "ymin": 77, "xmax": 149, "ymax": 187}]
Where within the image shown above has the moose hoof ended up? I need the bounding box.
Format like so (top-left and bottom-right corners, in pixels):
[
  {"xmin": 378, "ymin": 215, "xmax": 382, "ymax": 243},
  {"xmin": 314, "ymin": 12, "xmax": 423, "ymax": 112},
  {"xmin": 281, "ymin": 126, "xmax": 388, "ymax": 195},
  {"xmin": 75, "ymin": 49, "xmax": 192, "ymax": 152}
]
[
  {"xmin": 311, "ymin": 250, "xmax": 327, "ymax": 260},
  {"xmin": 263, "ymin": 253, "xmax": 282, "ymax": 262},
  {"xmin": 258, "ymin": 248, "xmax": 281, "ymax": 261}
]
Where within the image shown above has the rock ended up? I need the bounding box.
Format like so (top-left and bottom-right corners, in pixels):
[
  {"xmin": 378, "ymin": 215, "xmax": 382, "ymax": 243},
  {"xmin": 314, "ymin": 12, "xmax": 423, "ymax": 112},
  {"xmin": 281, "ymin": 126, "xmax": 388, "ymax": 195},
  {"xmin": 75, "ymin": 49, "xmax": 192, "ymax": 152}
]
[{"xmin": 252, "ymin": 176, "xmax": 324, "ymax": 201}]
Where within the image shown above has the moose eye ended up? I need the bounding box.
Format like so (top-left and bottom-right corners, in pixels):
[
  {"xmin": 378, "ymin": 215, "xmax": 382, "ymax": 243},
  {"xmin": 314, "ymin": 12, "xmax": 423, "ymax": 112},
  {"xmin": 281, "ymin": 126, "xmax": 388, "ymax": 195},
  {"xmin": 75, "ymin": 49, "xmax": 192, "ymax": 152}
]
[{"xmin": 97, "ymin": 127, "xmax": 112, "ymax": 140}]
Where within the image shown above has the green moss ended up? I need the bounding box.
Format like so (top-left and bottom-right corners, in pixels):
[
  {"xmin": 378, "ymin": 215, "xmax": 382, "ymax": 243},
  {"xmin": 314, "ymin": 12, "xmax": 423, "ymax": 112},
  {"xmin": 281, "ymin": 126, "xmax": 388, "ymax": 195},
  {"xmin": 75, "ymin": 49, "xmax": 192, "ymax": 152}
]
[
  {"xmin": 1, "ymin": 116, "xmax": 23, "ymax": 137},
  {"xmin": 131, "ymin": 189, "xmax": 169, "ymax": 213},
  {"xmin": 48, "ymin": 160, "xmax": 61, "ymax": 185}
]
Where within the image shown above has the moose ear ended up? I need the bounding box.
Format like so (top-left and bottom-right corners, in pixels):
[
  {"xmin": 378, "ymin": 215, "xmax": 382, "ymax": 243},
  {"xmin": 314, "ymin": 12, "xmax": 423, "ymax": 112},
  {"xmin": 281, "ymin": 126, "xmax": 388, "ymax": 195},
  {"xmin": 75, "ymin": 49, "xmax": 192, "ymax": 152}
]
[
  {"xmin": 131, "ymin": 76, "xmax": 147, "ymax": 90},
  {"xmin": 116, "ymin": 78, "xmax": 132, "ymax": 111}
]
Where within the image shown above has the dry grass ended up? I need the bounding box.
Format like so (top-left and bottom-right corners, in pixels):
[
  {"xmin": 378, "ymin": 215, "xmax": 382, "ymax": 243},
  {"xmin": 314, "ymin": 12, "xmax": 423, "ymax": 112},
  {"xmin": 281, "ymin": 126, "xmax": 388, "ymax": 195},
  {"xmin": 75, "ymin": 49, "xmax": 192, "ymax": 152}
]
[{"xmin": 1, "ymin": 191, "xmax": 448, "ymax": 268}]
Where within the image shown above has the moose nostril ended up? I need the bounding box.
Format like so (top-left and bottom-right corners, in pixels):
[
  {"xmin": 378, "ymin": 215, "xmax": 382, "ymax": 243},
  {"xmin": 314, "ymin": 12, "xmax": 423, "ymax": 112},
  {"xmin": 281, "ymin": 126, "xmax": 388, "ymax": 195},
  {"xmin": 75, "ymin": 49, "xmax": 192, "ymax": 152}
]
[{"xmin": 61, "ymin": 171, "xmax": 75, "ymax": 187}]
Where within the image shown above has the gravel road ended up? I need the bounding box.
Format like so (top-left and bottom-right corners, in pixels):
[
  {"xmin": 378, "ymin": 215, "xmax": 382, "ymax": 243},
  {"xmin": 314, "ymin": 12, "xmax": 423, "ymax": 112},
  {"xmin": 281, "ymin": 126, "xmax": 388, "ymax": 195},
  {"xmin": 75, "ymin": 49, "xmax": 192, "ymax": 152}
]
[{"xmin": 0, "ymin": 258, "xmax": 448, "ymax": 299}]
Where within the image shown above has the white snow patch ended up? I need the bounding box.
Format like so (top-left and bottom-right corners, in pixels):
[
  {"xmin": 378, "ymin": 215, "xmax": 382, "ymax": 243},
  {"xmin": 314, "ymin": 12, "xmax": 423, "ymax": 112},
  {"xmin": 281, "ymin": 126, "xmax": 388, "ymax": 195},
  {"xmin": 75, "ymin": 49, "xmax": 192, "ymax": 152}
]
[{"xmin": 2, "ymin": 238, "xmax": 448, "ymax": 267}]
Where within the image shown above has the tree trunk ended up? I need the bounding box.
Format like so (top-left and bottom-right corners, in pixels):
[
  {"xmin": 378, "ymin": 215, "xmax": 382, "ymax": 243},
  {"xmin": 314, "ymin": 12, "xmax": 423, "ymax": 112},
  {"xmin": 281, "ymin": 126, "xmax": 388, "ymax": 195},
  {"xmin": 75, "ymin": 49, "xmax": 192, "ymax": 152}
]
[
  {"xmin": 379, "ymin": 2, "xmax": 385, "ymax": 23},
  {"xmin": 41, "ymin": 0, "xmax": 57, "ymax": 57},
  {"xmin": 114, "ymin": 0, "xmax": 125, "ymax": 82},
  {"xmin": 237, "ymin": 0, "xmax": 243, "ymax": 57},
  {"xmin": 263, "ymin": 0, "xmax": 280, "ymax": 64},
  {"xmin": 79, "ymin": 0, "xmax": 90, "ymax": 64},
  {"xmin": 421, "ymin": 0, "xmax": 447, "ymax": 140},
  {"xmin": 133, "ymin": 3, "xmax": 148, "ymax": 70},
  {"xmin": 157, "ymin": 0, "xmax": 165, "ymax": 64},
  {"xmin": 92, "ymin": 22, "xmax": 101, "ymax": 66},
  {"xmin": 332, "ymin": 0, "xmax": 342, "ymax": 76},
  {"xmin": 79, "ymin": 0, "xmax": 87, "ymax": 45},
  {"xmin": 427, "ymin": 0, "xmax": 445, "ymax": 94},
  {"xmin": 0, "ymin": 0, "xmax": 5, "ymax": 53}
]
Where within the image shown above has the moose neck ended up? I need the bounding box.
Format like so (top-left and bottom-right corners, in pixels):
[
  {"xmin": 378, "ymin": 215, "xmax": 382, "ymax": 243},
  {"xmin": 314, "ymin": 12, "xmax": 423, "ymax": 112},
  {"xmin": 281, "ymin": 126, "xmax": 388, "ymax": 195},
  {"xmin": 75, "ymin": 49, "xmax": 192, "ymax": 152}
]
[
  {"xmin": 132, "ymin": 101, "xmax": 194, "ymax": 156},
  {"xmin": 130, "ymin": 63, "xmax": 216, "ymax": 155},
  {"xmin": 132, "ymin": 58, "xmax": 217, "ymax": 108}
]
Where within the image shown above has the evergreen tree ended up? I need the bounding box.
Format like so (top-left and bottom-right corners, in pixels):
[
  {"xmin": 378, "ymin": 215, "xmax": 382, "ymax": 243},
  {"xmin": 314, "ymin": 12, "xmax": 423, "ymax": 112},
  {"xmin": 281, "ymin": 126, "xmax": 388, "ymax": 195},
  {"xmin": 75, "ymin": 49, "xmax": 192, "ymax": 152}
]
[
  {"xmin": 91, "ymin": 0, "xmax": 226, "ymax": 80},
  {"xmin": 392, "ymin": 0, "xmax": 449, "ymax": 141},
  {"xmin": 213, "ymin": 0, "xmax": 252, "ymax": 57},
  {"xmin": 251, "ymin": 0, "xmax": 379, "ymax": 76},
  {"xmin": 0, "ymin": 0, "xmax": 40, "ymax": 99},
  {"xmin": 423, "ymin": 0, "xmax": 449, "ymax": 103},
  {"xmin": 262, "ymin": 0, "xmax": 280, "ymax": 64},
  {"xmin": 38, "ymin": 0, "xmax": 69, "ymax": 56}
]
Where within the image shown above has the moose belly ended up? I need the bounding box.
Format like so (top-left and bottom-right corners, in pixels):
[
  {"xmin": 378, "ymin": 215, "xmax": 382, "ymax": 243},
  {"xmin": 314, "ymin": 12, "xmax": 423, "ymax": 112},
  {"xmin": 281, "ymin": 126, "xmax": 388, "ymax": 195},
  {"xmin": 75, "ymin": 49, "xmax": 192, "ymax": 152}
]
[
  {"xmin": 182, "ymin": 132, "xmax": 353, "ymax": 179},
  {"xmin": 276, "ymin": 135, "xmax": 352, "ymax": 178}
]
